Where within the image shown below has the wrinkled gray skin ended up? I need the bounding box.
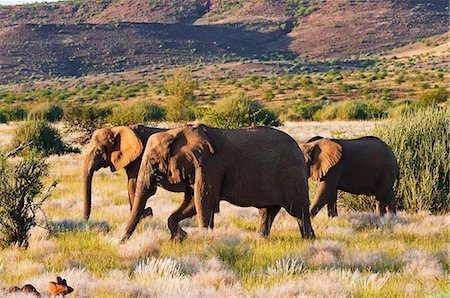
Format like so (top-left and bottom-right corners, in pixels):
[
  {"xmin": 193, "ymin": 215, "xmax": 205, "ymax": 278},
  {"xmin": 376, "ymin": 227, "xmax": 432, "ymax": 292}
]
[
  {"xmin": 82, "ymin": 125, "xmax": 189, "ymax": 221},
  {"xmin": 121, "ymin": 124, "xmax": 315, "ymax": 242},
  {"xmin": 300, "ymin": 136, "xmax": 399, "ymax": 217}
]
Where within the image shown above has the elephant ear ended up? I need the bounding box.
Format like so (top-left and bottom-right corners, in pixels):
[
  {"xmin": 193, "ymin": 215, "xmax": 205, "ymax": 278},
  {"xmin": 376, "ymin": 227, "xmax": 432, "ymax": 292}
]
[
  {"xmin": 110, "ymin": 126, "xmax": 144, "ymax": 172},
  {"xmin": 303, "ymin": 139, "xmax": 342, "ymax": 181},
  {"xmin": 167, "ymin": 125, "xmax": 214, "ymax": 184}
]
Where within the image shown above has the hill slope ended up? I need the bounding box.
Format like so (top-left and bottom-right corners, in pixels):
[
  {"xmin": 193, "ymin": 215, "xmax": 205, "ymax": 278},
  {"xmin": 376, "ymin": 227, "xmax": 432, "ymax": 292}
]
[{"xmin": 0, "ymin": 0, "xmax": 447, "ymax": 83}]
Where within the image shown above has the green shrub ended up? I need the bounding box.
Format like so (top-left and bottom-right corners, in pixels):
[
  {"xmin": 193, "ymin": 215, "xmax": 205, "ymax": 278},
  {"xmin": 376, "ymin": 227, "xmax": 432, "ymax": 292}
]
[
  {"xmin": 0, "ymin": 106, "xmax": 27, "ymax": 122},
  {"xmin": 418, "ymin": 88, "xmax": 449, "ymax": 107},
  {"xmin": 375, "ymin": 107, "xmax": 449, "ymax": 213},
  {"xmin": 64, "ymin": 105, "xmax": 112, "ymax": 138},
  {"xmin": 313, "ymin": 101, "xmax": 386, "ymax": 120},
  {"xmin": 263, "ymin": 90, "xmax": 275, "ymax": 101},
  {"xmin": 386, "ymin": 103, "xmax": 416, "ymax": 118},
  {"xmin": 0, "ymin": 151, "xmax": 54, "ymax": 248},
  {"xmin": 107, "ymin": 102, "xmax": 165, "ymax": 126},
  {"xmin": 164, "ymin": 71, "xmax": 197, "ymax": 122},
  {"xmin": 203, "ymin": 93, "xmax": 280, "ymax": 129},
  {"xmin": 29, "ymin": 104, "xmax": 64, "ymax": 122},
  {"xmin": 143, "ymin": 102, "xmax": 165, "ymax": 121},
  {"xmin": 10, "ymin": 119, "xmax": 69, "ymax": 156},
  {"xmin": 0, "ymin": 110, "xmax": 6, "ymax": 123},
  {"xmin": 287, "ymin": 101, "xmax": 323, "ymax": 121},
  {"xmin": 337, "ymin": 193, "xmax": 376, "ymax": 213}
]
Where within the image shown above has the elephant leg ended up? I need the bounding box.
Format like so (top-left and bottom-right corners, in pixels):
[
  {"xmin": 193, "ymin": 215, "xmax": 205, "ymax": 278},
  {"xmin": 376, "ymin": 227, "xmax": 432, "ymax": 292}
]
[
  {"xmin": 193, "ymin": 168, "xmax": 218, "ymax": 229},
  {"xmin": 327, "ymin": 201, "xmax": 338, "ymax": 217},
  {"xmin": 285, "ymin": 204, "xmax": 315, "ymax": 239},
  {"xmin": 375, "ymin": 200, "xmax": 387, "ymax": 217},
  {"xmin": 168, "ymin": 199, "xmax": 196, "ymax": 240},
  {"xmin": 126, "ymin": 170, "xmax": 152, "ymax": 218},
  {"xmin": 375, "ymin": 188, "xmax": 395, "ymax": 216},
  {"xmin": 310, "ymin": 181, "xmax": 337, "ymax": 217},
  {"xmin": 257, "ymin": 206, "xmax": 281, "ymax": 238}
]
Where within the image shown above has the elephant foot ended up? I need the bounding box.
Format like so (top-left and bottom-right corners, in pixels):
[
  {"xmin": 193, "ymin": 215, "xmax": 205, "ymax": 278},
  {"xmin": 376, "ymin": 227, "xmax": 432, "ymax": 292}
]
[
  {"xmin": 170, "ymin": 228, "xmax": 188, "ymax": 242},
  {"xmin": 142, "ymin": 207, "xmax": 153, "ymax": 218}
]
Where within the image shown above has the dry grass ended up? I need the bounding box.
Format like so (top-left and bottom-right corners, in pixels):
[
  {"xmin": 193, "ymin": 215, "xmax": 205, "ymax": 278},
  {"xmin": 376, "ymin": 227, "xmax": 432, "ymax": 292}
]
[{"xmin": 0, "ymin": 121, "xmax": 448, "ymax": 297}]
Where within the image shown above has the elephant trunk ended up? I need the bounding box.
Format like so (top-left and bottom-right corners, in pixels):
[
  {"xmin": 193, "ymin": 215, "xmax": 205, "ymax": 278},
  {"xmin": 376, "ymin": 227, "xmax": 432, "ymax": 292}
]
[
  {"xmin": 83, "ymin": 159, "xmax": 95, "ymax": 221},
  {"xmin": 121, "ymin": 166, "xmax": 156, "ymax": 242}
]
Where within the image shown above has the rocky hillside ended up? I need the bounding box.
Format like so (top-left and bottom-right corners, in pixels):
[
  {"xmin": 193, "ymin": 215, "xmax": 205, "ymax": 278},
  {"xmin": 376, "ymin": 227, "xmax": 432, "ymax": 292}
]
[{"xmin": 0, "ymin": 0, "xmax": 447, "ymax": 83}]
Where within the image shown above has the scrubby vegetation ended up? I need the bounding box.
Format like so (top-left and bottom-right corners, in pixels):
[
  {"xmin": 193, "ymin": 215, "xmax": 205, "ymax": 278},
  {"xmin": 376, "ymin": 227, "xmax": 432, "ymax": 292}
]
[
  {"xmin": 313, "ymin": 101, "xmax": 386, "ymax": 121},
  {"xmin": 164, "ymin": 71, "xmax": 197, "ymax": 122},
  {"xmin": 203, "ymin": 93, "xmax": 280, "ymax": 129},
  {"xmin": 107, "ymin": 102, "xmax": 165, "ymax": 126},
  {"xmin": 375, "ymin": 107, "xmax": 449, "ymax": 213},
  {"xmin": 9, "ymin": 119, "xmax": 71, "ymax": 156},
  {"xmin": 28, "ymin": 104, "xmax": 64, "ymax": 122},
  {"xmin": 0, "ymin": 151, "xmax": 53, "ymax": 248}
]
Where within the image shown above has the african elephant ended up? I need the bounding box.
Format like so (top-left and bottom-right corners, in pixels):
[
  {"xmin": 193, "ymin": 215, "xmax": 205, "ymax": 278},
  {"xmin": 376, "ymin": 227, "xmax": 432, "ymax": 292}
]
[
  {"xmin": 300, "ymin": 136, "xmax": 399, "ymax": 217},
  {"xmin": 82, "ymin": 125, "xmax": 191, "ymax": 221},
  {"xmin": 121, "ymin": 124, "xmax": 315, "ymax": 241}
]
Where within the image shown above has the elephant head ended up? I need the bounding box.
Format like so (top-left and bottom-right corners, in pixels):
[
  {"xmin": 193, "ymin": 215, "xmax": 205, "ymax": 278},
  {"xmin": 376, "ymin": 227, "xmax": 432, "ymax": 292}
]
[
  {"xmin": 122, "ymin": 125, "xmax": 214, "ymax": 241},
  {"xmin": 300, "ymin": 136, "xmax": 342, "ymax": 181},
  {"xmin": 83, "ymin": 126, "xmax": 143, "ymax": 220}
]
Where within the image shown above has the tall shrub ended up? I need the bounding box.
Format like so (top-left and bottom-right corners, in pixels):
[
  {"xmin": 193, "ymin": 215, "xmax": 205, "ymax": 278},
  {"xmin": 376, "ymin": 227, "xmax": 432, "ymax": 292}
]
[
  {"xmin": 0, "ymin": 151, "xmax": 54, "ymax": 248},
  {"xmin": 375, "ymin": 107, "xmax": 449, "ymax": 212},
  {"xmin": 164, "ymin": 71, "xmax": 197, "ymax": 122},
  {"xmin": 64, "ymin": 105, "xmax": 112, "ymax": 142},
  {"xmin": 107, "ymin": 102, "xmax": 165, "ymax": 126},
  {"xmin": 10, "ymin": 119, "xmax": 69, "ymax": 156},
  {"xmin": 203, "ymin": 93, "xmax": 280, "ymax": 129},
  {"xmin": 313, "ymin": 101, "xmax": 386, "ymax": 120}
]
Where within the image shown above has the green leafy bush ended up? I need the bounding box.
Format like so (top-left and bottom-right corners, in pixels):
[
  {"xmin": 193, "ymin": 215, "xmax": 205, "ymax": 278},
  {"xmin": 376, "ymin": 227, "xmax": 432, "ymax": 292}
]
[
  {"xmin": 107, "ymin": 102, "xmax": 165, "ymax": 126},
  {"xmin": 418, "ymin": 88, "xmax": 449, "ymax": 107},
  {"xmin": 10, "ymin": 119, "xmax": 69, "ymax": 156},
  {"xmin": 375, "ymin": 107, "xmax": 449, "ymax": 213},
  {"xmin": 0, "ymin": 109, "xmax": 6, "ymax": 123},
  {"xmin": 29, "ymin": 104, "xmax": 64, "ymax": 122},
  {"xmin": 203, "ymin": 93, "xmax": 280, "ymax": 129},
  {"xmin": 64, "ymin": 105, "xmax": 112, "ymax": 138},
  {"xmin": 313, "ymin": 101, "xmax": 386, "ymax": 120},
  {"xmin": 164, "ymin": 71, "xmax": 197, "ymax": 122},
  {"xmin": 0, "ymin": 106, "xmax": 27, "ymax": 122},
  {"xmin": 0, "ymin": 151, "xmax": 54, "ymax": 248},
  {"xmin": 337, "ymin": 193, "xmax": 376, "ymax": 213},
  {"xmin": 287, "ymin": 101, "xmax": 323, "ymax": 120}
]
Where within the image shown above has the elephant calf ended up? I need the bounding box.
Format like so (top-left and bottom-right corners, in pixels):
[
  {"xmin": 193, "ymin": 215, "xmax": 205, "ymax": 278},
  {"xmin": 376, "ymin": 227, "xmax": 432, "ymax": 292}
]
[
  {"xmin": 121, "ymin": 124, "xmax": 315, "ymax": 241},
  {"xmin": 300, "ymin": 136, "xmax": 399, "ymax": 217}
]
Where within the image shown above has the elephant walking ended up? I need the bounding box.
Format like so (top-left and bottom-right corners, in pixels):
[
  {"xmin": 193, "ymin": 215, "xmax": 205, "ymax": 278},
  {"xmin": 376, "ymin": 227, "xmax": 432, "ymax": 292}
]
[
  {"xmin": 82, "ymin": 125, "xmax": 192, "ymax": 221},
  {"xmin": 300, "ymin": 136, "xmax": 399, "ymax": 217},
  {"xmin": 121, "ymin": 124, "xmax": 315, "ymax": 241}
]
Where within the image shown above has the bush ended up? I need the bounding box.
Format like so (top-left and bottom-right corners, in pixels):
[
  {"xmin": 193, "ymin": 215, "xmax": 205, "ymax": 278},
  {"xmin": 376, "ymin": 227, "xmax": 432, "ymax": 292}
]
[
  {"xmin": 9, "ymin": 119, "xmax": 69, "ymax": 156},
  {"xmin": 418, "ymin": 88, "xmax": 449, "ymax": 107},
  {"xmin": 0, "ymin": 151, "xmax": 54, "ymax": 248},
  {"xmin": 287, "ymin": 101, "xmax": 323, "ymax": 121},
  {"xmin": 0, "ymin": 109, "xmax": 6, "ymax": 123},
  {"xmin": 0, "ymin": 106, "xmax": 27, "ymax": 122},
  {"xmin": 375, "ymin": 107, "xmax": 449, "ymax": 213},
  {"xmin": 337, "ymin": 193, "xmax": 376, "ymax": 213},
  {"xmin": 164, "ymin": 71, "xmax": 197, "ymax": 122},
  {"xmin": 29, "ymin": 104, "xmax": 64, "ymax": 122},
  {"xmin": 203, "ymin": 93, "xmax": 281, "ymax": 129},
  {"xmin": 107, "ymin": 102, "xmax": 165, "ymax": 126},
  {"xmin": 313, "ymin": 101, "xmax": 386, "ymax": 120},
  {"xmin": 64, "ymin": 105, "xmax": 112, "ymax": 138}
]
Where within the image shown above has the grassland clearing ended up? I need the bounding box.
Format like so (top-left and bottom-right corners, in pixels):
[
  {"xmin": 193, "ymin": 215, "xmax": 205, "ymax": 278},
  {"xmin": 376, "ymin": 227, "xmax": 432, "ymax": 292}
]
[{"xmin": 0, "ymin": 121, "xmax": 447, "ymax": 297}]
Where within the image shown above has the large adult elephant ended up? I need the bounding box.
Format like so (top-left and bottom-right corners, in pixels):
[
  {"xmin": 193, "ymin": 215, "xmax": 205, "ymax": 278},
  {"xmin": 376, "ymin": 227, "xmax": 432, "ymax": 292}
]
[
  {"xmin": 82, "ymin": 125, "xmax": 190, "ymax": 221},
  {"xmin": 300, "ymin": 136, "xmax": 399, "ymax": 217},
  {"xmin": 121, "ymin": 124, "xmax": 315, "ymax": 241}
]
